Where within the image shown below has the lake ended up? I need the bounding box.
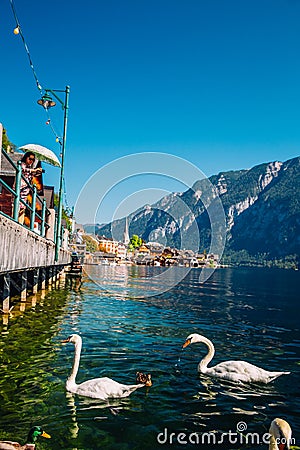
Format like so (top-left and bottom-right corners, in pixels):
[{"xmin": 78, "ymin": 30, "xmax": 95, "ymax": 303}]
[{"xmin": 0, "ymin": 267, "xmax": 299, "ymax": 449}]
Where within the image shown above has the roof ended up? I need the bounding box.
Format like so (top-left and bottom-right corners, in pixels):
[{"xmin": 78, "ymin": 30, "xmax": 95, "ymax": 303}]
[
  {"xmin": 0, "ymin": 152, "xmax": 23, "ymax": 175},
  {"xmin": 138, "ymin": 245, "xmax": 150, "ymax": 252},
  {"xmin": 43, "ymin": 185, "xmax": 54, "ymax": 209}
]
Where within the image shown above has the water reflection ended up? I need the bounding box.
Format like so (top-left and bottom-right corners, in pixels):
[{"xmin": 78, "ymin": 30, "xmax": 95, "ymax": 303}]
[
  {"xmin": 84, "ymin": 264, "xmax": 191, "ymax": 298},
  {"xmin": 66, "ymin": 392, "xmax": 79, "ymax": 439},
  {"xmin": 66, "ymin": 274, "xmax": 82, "ymax": 291},
  {"xmin": 0, "ymin": 276, "xmax": 84, "ymax": 332},
  {"xmin": 0, "ymin": 268, "xmax": 299, "ymax": 449}
]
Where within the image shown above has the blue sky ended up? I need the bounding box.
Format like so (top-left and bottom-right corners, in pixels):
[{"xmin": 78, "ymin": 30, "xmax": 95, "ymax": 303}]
[{"xmin": 1, "ymin": 0, "xmax": 300, "ymax": 223}]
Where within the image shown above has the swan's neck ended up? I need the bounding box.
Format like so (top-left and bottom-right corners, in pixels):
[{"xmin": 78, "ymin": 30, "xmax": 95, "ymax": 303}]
[
  {"xmin": 268, "ymin": 419, "xmax": 291, "ymax": 450},
  {"xmin": 197, "ymin": 336, "xmax": 215, "ymax": 373},
  {"xmin": 268, "ymin": 435, "xmax": 279, "ymax": 450},
  {"xmin": 68, "ymin": 340, "xmax": 81, "ymax": 386}
]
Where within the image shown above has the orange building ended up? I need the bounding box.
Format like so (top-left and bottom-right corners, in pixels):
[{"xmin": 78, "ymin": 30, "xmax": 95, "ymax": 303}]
[{"xmin": 98, "ymin": 237, "xmax": 119, "ymax": 254}]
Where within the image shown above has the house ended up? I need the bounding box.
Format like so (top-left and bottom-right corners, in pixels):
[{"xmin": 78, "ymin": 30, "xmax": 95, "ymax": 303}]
[
  {"xmin": 98, "ymin": 236, "xmax": 119, "ymax": 254},
  {"xmin": 136, "ymin": 244, "xmax": 150, "ymax": 255},
  {"xmin": 116, "ymin": 242, "xmax": 127, "ymax": 260},
  {"xmin": 146, "ymin": 241, "xmax": 164, "ymax": 257},
  {"xmin": 97, "ymin": 236, "xmax": 126, "ymax": 259}
]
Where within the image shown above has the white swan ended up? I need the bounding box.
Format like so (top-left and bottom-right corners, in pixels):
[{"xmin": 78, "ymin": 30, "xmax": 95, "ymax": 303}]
[
  {"xmin": 268, "ymin": 418, "xmax": 292, "ymax": 449},
  {"xmin": 62, "ymin": 334, "xmax": 148, "ymax": 400},
  {"xmin": 182, "ymin": 333, "xmax": 290, "ymax": 384}
]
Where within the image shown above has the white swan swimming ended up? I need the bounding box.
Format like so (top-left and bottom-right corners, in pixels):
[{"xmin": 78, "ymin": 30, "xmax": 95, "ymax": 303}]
[
  {"xmin": 62, "ymin": 334, "xmax": 150, "ymax": 400},
  {"xmin": 182, "ymin": 333, "xmax": 290, "ymax": 384},
  {"xmin": 268, "ymin": 418, "xmax": 292, "ymax": 450}
]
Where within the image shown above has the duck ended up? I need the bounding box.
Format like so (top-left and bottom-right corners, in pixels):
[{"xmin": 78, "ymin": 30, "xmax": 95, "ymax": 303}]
[
  {"xmin": 62, "ymin": 334, "xmax": 151, "ymax": 400},
  {"xmin": 182, "ymin": 333, "xmax": 290, "ymax": 384},
  {"xmin": 268, "ymin": 418, "xmax": 292, "ymax": 450},
  {"xmin": 136, "ymin": 372, "xmax": 152, "ymax": 386},
  {"xmin": 0, "ymin": 426, "xmax": 50, "ymax": 450}
]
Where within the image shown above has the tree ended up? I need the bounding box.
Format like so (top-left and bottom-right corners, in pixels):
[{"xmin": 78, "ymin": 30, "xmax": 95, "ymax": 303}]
[
  {"xmin": 82, "ymin": 235, "xmax": 98, "ymax": 253},
  {"xmin": 54, "ymin": 193, "xmax": 72, "ymax": 232},
  {"xmin": 2, "ymin": 127, "xmax": 16, "ymax": 152},
  {"xmin": 127, "ymin": 234, "xmax": 143, "ymax": 252}
]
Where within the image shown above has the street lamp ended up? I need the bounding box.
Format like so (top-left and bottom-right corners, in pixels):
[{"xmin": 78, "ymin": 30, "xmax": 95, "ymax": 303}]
[{"xmin": 37, "ymin": 86, "xmax": 70, "ymax": 261}]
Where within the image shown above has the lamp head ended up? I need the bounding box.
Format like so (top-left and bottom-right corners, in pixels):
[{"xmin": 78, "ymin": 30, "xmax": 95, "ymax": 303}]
[{"xmin": 37, "ymin": 92, "xmax": 56, "ymax": 109}]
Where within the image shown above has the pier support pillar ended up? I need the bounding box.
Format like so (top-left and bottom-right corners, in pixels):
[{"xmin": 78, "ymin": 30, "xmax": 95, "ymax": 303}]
[
  {"xmin": 59, "ymin": 267, "xmax": 66, "ymax": 288},
  {"xmin": 54, "ymin": 266, "xmax": 58, "ymax": 285},
  {"xmin": 60, "ymin": 267, "xmax": 66, "ymax": 280},
  {"xmin": 51, "ymin": 267, "xmax": 56, "ymax": 288},
  {"xmin": 32, "ymin": 269, "xmax": 39, "ymax": 294},
  {"xmin": 48, "ymin": 267, "xmax": 53, "ymax": 288},
  {"xmin": 40, "ymin": 268, "xmax": 46, "ymax": 290},
  {"xmin": 20, "ymin": 271, "xmax": 27, "ymax": 301},
  {"xmin": 1, "ymin": 274, "xmax": 11, "ymax": 313},
  {"xmin": 56, "ymin": 267, "xmax": 61, "ymax": 286}
]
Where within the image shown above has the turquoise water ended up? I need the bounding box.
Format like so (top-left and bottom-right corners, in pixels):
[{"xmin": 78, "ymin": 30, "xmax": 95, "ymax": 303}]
[{"xmin": 0, "ymin": 267, "xmax": 299, "ymax": 449}]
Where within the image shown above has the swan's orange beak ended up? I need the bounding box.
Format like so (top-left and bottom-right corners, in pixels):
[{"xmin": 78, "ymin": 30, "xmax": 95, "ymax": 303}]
[
  {"xmin": 278, "ymin": 445, "xmax": 287, "ymax": 450},
  {"xmin": 62, "ymin": 337, "xmax": 70, "ymax": 343},
  {"xmin": 182, "ymin": 339, "xmax": 191, "ymax": 349},
  {"xmin": 41, "ymin": 431, "xmax": 51, "ymax": 439}
]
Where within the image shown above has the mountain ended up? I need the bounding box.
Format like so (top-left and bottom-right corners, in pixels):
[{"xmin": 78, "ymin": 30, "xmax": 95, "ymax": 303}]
[
  {"xmin": 83, "ymin": 223, "xmax": 105, "ymax": 234},
  {"xmin": 95, "ymin": 157, "xmax": 300, "ymax": 266}
]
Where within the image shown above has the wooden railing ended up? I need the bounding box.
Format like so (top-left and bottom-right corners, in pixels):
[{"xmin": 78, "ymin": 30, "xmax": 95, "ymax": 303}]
[{"xmin": 0, "ymin": 147, "xmax": 52, "ymax": 238}]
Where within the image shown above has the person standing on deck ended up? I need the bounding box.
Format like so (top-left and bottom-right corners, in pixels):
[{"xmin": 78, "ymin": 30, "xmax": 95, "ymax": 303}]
[
  {"xmin": 18, "ymin": 152, "xmax": 42, "ymax": 224},
  {"xmin": 74, "ymin": 228, "xmax": 83, "ymax": 244}
]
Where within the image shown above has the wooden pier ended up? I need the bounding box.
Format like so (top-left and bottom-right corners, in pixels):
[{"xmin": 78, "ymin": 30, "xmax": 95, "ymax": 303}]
[
  {"xmin": 0, "ymin": 213, "xmax": 70, "ymax": 313},
  {"xmin": 1, "ymin": 125, "xmax": 71, "ymax": 313},
  {"xmin": 0, "ymin": 265, "xmax": 66, "ymax": 313}
]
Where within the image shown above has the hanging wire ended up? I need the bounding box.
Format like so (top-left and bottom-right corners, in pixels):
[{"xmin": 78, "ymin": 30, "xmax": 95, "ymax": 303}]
[
  {"xmin": 9, "ymin": 0, "xmax": 70, "ymax": 212},
  {"xmin": 9, "ymin": 0, "xmax": 43, "ymax": 94},
  {"xmin": 44, "ymin": 112, "xmax": 63, "ymax": 146},
  {"xmin": 9, "ymin": 0, "xmax": 63, "ymax": 145}
]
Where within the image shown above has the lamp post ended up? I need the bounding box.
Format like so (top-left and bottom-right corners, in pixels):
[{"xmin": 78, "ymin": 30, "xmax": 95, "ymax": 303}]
[{"xmin": 37, "ymin": 85, "xmax": 70, "ymax": 261}]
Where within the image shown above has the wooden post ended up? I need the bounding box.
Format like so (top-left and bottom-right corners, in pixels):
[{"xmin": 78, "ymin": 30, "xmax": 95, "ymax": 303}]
[
  {"xmin": 41, "ymin": 199, "xmax": 46, "ymax": 237},
  {"xmin": 1, "ymin": 274, "xmax": 11, "ymax": 313},
  {"xmin": 20, "ymin": 271, "xmax": 27, "ymax": 301},
  {"xmin": 32, "ymin": 269, "xmax": 39, "ymax": 294},
  {"xmin": 59, "ymin": 266, "xmax": 66, "ymax": 280},
  {"xmin": 59, "ymin": 266, "xmax": 66, "ymax": 288},
  {"xmin": 55, "ymin": 267, "xmax": 60, "ymax": 285},
  {"xmin": 52, "ymin": 266, "xmax": 57, "ymax": 287},
  {"xmin": 30, "ymin": 185, "xmax": 37, "ymax": 231},
  {"xmin": 40, "ymin": 268, "xmax": 46, "ymax": 290},
  {"xmin": 48, "ymin": 267, "xmax": 53, "ymax": 287},
  {"xmin": 13, "ymin": 161, "xmax": 22, "ymax": 221}
]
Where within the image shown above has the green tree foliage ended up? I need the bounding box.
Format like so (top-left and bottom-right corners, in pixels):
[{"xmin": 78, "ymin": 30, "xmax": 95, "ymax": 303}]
[
  {"xmin": 82, "ymin": 235, "xmax": 98, "ymax": 253},
  {"xmin": 54, "ymin": 193, "xmax": 72, "ymax": 231},
  {"xmin": 127, "ymin": 234, "xmax": 142, "ymax": 252},
  {"xmin": 221, "ymin": 249, "xmax": 298, "ymax": 269},
  {"xmin": 2, "ymin": 127, "xmax": 16, "ymax": 152},
  {"xmin": 131, "ymin": 234, "xmax": 143, "ymax": 247}
]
